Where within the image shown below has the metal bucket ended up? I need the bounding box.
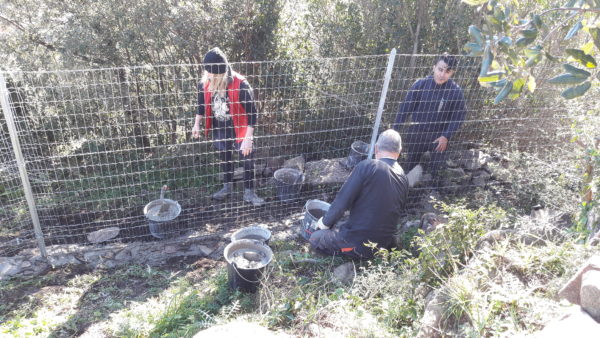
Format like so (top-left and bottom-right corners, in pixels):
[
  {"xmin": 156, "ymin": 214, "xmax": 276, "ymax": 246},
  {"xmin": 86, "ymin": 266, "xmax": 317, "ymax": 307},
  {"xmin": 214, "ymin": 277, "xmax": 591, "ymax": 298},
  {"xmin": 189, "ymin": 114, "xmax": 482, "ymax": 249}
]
[
  {"xmin": 273, "ymin": 168, "xmax": 304, "ymax": 201},
  {"xmin": 344, "ymin": 140, "xmax": 369, "ymax": 169},
  {"xmin": 231, "ymin": 226, "xmax": 271, "ymax": 244},
  {"xmin": 143, "ymin": 186, "xmax": 182, "ymax": 239},
  {"xmin": 224, "ymin": 239, "xmax": 273, "ymax": 293},
  {"xmin": 301, "ymin": 199, "xmax": 331, "ymax": 240}
]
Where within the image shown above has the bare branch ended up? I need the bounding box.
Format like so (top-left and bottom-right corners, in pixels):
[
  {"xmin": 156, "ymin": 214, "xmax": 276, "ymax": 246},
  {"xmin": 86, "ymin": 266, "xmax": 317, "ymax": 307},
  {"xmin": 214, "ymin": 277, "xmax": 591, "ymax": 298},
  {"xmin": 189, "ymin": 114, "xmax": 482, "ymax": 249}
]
[{"xmin": 539, "ymin": 7, "xmax": 600, "ymax": 16}]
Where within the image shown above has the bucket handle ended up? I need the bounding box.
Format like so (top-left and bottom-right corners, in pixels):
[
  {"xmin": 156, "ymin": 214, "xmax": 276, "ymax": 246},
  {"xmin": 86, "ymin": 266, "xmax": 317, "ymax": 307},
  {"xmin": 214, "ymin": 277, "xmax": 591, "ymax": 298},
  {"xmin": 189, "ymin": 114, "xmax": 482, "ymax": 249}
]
[
  {"xmin": 231, "ymin": 262, "xmax": 261, "ymax": 284},
  {"xmin": 294, "ymin": 173, "xmax": 304, "ymax": 185}
]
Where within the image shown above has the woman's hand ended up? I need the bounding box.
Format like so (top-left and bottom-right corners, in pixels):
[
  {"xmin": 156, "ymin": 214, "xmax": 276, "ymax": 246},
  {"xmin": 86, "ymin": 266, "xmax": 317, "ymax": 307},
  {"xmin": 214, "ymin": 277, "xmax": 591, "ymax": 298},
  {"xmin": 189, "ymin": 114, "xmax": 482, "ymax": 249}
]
[
  {"xmin": 240, "ymin": 137, "xmax": 253, "ymax": 156},
  {"xmin": 192, "ymin": 124, "xmax": 201, "ymax": 139}
]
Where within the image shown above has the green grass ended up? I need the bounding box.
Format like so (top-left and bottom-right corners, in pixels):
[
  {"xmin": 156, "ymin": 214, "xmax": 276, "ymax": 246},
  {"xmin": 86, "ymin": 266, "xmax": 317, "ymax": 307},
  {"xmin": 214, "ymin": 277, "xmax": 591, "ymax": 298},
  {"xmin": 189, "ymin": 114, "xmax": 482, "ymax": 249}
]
[{"xmin": 1, "ymin": 212, "xmax": 594, "ymax": 337}]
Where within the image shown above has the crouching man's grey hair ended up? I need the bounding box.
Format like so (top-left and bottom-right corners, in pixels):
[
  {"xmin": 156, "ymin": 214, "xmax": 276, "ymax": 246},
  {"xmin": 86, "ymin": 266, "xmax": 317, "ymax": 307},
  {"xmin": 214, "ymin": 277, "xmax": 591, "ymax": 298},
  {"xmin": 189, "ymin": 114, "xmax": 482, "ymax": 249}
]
[{"xmin": 376, "ymin": 129, "xmax": 402, "ymax": 154}]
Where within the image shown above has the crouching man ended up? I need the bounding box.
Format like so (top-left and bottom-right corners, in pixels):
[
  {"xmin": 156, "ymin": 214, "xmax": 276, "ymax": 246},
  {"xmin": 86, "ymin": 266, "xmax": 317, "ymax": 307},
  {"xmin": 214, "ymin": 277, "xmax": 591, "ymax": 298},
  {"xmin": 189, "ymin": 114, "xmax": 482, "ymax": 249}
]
[{"xmin": 309, "ymin": 129, "xmax": 409, "ymax": 259}]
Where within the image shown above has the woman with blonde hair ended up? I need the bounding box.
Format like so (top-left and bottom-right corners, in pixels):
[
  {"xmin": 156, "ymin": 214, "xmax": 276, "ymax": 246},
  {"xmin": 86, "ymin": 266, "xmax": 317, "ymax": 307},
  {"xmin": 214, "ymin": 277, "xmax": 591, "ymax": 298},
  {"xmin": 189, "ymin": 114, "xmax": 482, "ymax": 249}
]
[{"xmin": 192, "ymin": 47, "xmax": 264, "ymax": 206}]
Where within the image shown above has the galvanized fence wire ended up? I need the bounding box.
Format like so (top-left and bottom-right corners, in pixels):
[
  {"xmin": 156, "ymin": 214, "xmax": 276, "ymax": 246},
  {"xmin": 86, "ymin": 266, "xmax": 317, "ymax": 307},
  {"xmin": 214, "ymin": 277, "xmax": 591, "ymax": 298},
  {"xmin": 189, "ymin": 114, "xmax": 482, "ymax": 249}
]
[
  {"xmin": 382, "ymin": 54, "xmax": 580, "ymax": 197},
  {"xmin": 0, "ymin": 53, "xmax": 582, "ymax": 257}
]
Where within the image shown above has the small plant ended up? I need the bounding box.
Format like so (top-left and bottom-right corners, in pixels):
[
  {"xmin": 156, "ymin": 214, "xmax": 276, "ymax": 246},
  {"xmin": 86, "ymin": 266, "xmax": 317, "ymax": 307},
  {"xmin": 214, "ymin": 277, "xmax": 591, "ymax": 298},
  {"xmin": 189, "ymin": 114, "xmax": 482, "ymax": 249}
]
[{"xmin": 413, "ymin": 203, "xmax": 507, "ymax": 287}]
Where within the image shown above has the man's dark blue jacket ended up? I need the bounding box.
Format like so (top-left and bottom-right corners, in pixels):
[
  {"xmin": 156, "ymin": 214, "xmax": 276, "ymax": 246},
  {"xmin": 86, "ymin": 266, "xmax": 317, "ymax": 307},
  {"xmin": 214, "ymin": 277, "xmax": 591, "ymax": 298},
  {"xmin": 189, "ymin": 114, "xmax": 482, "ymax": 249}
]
[{"xmin": 393, "ymin": 75, "xmax": 466, "ymax": 140}]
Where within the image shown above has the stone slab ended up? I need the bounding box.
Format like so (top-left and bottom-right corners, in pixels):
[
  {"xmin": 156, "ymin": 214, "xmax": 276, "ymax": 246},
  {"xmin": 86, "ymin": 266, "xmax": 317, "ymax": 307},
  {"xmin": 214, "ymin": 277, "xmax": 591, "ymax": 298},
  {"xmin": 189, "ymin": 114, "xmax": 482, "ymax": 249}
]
[{"xmin": 304, "ymin": 158, "xmax": 351, "ymax": 185}]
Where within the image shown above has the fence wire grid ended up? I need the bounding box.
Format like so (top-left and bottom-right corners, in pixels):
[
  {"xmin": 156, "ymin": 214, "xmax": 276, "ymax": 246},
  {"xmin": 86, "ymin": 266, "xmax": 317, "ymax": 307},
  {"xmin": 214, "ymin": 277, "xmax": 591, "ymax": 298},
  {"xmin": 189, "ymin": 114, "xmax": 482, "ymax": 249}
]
[{"xmin": 0, "ymin": 53, "xmax": 580, "ymax": 257}]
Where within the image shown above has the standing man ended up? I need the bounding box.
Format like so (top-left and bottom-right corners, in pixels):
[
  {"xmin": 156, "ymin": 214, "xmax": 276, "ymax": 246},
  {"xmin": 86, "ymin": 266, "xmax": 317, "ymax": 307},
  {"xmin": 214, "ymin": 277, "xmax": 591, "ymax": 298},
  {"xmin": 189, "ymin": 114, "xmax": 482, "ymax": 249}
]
[
  {"xmin": 309, "ymin": 129, "xmax": 409, "ymax": 259},
  {"xmin": 392, "ymin": 53, "xmax": 467, "ymax": 178}
]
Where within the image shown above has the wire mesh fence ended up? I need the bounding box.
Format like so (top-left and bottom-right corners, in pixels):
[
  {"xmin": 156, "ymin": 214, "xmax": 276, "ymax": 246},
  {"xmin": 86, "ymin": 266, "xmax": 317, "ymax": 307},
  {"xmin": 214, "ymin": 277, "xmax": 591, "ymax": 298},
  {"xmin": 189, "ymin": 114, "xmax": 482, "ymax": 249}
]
[{"xmin": 0, "ymin": 53, "xmax": 580, "ymax": 257}]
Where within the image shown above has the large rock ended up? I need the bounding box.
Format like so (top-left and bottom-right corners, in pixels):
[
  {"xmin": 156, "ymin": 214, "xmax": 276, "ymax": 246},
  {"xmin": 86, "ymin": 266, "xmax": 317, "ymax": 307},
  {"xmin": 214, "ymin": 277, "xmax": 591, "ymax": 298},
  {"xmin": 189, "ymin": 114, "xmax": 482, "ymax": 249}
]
[
  {"xmin": 459, "ymin": 150, "xmax": 489, "ymax": 170},
  {"xmin": 406, "ymin": 164, "xmax": 423, "ymax": 187},
  {"xmin": 87, "ymin": 227, "xmax": 120, "ymax": 244},
  {"xmin": 194, "ymin": 319, "xmax": 289, "ymax": 337},
  {"xmin": 48, "ymin": 254, "xmax": 80, "ymax": 267},
  {"xmin": 444, "ymin": 167, "xmax": 466, "ymax": 179},
  {"xmin": 0, "ymin": 257, "xmax": 22, "ymax": 279},
  {"xmin": 283, "ymin": 155, "xmax": 305, "ymax": 172},
  {"xmin": 471, "ymin": 170, "xmax": 491, "ymax": 187},
  {"xmin": 580, "ymin": 269, "xmax": 600, "ymax": 322},
  {"xmin": 420, "ymin": 212, "xmax": 445, "ymax": 234},
  {"xmin": 332, "ymin": 262, "xmax": 355, "ymax": 284},
  {"xmin": 304, "ymin": 158, "xmax": 351, "ymax": 184},
  {"xmin": 418, "ymin": 290, "xmax": 445, "ymax": 338},
  {"xmin": 591, "ymin": 230, "xmax": 600, "ymax": 246},
  {"xmin": 558, "ymin": 256, "xmax": 600, "ymax": 305},
  {"xmin": 263, "ymin": 156, "xmax": 285, "ymax": 177},
  {"xmin": 533, "ymin": 306, "xmax": 600, "ymax": 337}
]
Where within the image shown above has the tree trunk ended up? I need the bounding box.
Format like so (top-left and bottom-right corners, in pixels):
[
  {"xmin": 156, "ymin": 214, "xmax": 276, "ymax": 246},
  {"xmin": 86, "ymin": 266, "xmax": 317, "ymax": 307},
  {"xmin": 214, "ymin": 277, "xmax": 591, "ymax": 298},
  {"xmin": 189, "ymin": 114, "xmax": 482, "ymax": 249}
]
[{"xmin": 408, "ymin": 0, "xmax": 429, "ymax": 80}]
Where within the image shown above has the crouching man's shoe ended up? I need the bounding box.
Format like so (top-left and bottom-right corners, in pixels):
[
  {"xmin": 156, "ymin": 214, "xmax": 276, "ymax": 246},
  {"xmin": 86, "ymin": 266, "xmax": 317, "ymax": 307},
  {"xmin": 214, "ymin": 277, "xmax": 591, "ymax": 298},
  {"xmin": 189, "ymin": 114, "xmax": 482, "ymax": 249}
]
[{"xmin": 243, "ymin": 189, "xmax": 265, "ymax": 207}]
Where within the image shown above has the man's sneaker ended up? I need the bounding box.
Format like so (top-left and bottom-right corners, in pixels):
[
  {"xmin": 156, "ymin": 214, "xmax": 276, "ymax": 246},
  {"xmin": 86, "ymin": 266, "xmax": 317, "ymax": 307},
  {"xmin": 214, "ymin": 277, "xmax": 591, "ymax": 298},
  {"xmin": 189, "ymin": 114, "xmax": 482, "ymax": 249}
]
[
  {"xmin": 243, "ymin": 189, "xmax": 265, "ymax": 207},
  {"xmin": 212, "ymin": 183, "xmax": 233, "ymax": 201}
]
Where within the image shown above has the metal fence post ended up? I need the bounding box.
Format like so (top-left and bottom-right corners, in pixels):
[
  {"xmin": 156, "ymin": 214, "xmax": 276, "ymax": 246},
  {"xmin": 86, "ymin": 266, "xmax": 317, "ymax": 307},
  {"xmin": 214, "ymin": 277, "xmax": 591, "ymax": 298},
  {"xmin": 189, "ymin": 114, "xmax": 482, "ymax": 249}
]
[
  {"xmin": 368, "ymin": 48, "xmax": 396, "ymax": 159},
  {"xmin": 0, "ymin": 73, "xmax": 48, "ymax": 258}
]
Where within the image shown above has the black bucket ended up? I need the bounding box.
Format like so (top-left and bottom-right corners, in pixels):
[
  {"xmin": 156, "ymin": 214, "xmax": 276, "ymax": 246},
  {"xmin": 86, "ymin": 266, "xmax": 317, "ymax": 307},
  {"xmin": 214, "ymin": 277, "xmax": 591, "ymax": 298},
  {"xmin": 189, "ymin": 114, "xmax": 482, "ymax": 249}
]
[
  {"xmin": 273, "ymin": 168, "xmax": 305, "ymax": 201},
  {"xmin": 224, "ymin": 239, "xmax": 273, "ymax": 293},
  {"xmin": 344, "ymin": 140, "xmax": 369, "ymax": 169},
  {"xmin": 301, "ymin": 200, "xmax": 331, "ymax": 240},
  {"xmin": 231, "ymin": 226, "xmax": 272, "ymax": 244}
]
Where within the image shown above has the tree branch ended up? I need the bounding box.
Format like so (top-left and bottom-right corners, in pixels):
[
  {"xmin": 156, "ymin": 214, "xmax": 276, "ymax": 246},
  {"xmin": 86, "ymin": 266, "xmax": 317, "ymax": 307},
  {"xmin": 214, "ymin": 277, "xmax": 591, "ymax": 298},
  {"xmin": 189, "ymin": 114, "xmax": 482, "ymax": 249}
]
[
  {"xmin": 0, "ymin": 14, "xmax": 108, "ymax": 65},
  {"xmin": 539, "ymin": 7, "xmax": 600, "ymax": 16},
  {"xmin": 0, "ymin": 14, "xmax": 26, "ymax": 32}
]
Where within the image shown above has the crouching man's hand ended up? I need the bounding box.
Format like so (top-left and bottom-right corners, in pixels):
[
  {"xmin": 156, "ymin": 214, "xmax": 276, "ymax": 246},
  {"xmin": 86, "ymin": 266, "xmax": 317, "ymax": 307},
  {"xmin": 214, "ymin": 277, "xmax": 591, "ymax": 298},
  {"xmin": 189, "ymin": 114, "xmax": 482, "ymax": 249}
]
[{"xmin": 316, "ymin": 217, "xmax": 329, "ymax": 230}]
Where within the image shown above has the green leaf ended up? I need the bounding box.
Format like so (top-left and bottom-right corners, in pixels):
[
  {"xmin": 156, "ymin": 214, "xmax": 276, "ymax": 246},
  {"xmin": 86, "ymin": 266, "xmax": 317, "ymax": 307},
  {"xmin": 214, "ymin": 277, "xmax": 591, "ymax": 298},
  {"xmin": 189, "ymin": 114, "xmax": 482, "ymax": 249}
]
[
  {"xmin": 507, "ymin": 50, "xmax": 520, "ymax": 64},
  {"xmin": 464, "ymin": 42, "xmax": 483, "ymax": 56},
  {"xmin": 532, "ymin": 15, "xmax": 543, "ymax": 29},
  {"xmin": 479, "ymin": 70, "xmax": 506, "ymax": 85},
  {"xmin": 561, "ymin": 81, "xmax": 591, "ymax": 99},
  {"xmin": 525, "ymin": 53, "xmax": 543, "ymax": 67},
  {"xmin": 521, "ymin": 28, "xmax": 538, "ymax": 39},
  {"xmin": 548, "ymin": 73, "xmax": 589, "ymax": 85},
  {"xmin": 468, "ymin": 25, "xmax": 485, "ymax": 45},
  {"xmin": 563, "ymin": 64, "xmax": 591, "ymax": 78},
  {"xmin": 480, "ymin": 43, "xmax": 493, "ymax": 76},
  {"xmin": 564, "ymin": 0, "xmax": 578, "ymax": 7},
  {"xmin": 488, "ymin": 78, "xmax": 508, "ymax": 89},
  {"xmin": 565, "ymin": 49, "xmax": 597, "ymax": 68},
  {"xmin": 524, "ymin": 46, "xmax": 543, "ymax": 67},
  {"xmin": 564, "ymin": 20, "xmax": 583, "ymax": 40},
  {"xmin": 497, "ymin": 36, "xmax": 512, "ymax": 48},
  {"xmin": 461, "ymin": 0, "xmax": 488, "ymax": 5},
  {"xmin": 487, "ymin": 15, "xmax": 501, "ymax": 26},
  {"xmin": 493, "ymin": 6, "xmax": 506, "ymax": 22},
  {"xmin": 515, "ymin": 37, "xmax": 535, "ymax": 48},
  {"xmin": 527, "ymin": 76, "xmax": 536, "ymax": 93},
  {"xmin": 494, "ymin": 80, "xmax": 513, "ymax": 104},
  {"xmin": 581, "ymin": 41, "xmax": 595, "ymax": 55},
  {"xmin": 590, "ymin": 28, "xmax": 600, "ymax": 51},
  {"xmin": 509, "ymin": 78, "xmax": 525, "ymax": 99},
  {"xmin": 524, "ymin": 45, "xmax": 542, "ymax": 58}
]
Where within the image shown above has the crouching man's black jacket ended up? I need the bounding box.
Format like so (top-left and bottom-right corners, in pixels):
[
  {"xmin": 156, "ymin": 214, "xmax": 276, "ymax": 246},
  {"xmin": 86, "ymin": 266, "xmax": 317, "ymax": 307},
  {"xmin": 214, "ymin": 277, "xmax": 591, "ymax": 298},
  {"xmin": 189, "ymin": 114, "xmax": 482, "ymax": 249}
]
[{"xmin": 322, "ymin": 158, "xmax": 409, "ymax": 253}]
